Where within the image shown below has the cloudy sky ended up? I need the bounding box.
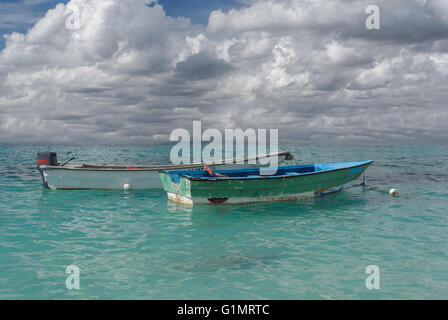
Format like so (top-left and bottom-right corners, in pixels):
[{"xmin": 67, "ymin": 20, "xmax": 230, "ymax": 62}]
[{"xmin": 0, "ymin": 0, "xmax": 447, "ymax": 144}]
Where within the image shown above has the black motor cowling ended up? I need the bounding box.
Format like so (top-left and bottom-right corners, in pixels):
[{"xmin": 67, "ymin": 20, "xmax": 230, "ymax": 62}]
[{"xmin": 37, "ymin": 152, "xmax": 58, "ymax": 168}]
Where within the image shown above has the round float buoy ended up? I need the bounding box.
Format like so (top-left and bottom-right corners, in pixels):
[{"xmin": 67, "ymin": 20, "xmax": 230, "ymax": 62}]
[
  {"xmin": 389, "ymin": 188, "xmax": 399, "ymax": 197},
  {"xmin": 124, "ymin": 184, "xmax": 131, "ymax": 191}
]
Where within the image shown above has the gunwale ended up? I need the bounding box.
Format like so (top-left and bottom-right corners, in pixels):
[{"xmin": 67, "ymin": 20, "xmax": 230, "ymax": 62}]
[
  {"xmin": 169, "ymin": 160, "xmax": 374, "ymax": 182},
  {"xmin": 39, "ymin": 151, "xmax": 293, "ymax": 172}
]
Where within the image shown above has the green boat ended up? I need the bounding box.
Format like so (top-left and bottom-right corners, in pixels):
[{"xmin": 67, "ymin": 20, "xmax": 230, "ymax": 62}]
[{"xmin": 160, "ymin": 160, "xmax": 374, "ymax": 205}]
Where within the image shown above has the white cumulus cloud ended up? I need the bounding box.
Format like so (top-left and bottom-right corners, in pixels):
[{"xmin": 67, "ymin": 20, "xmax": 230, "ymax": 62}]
[{"xmin": 1, "ymin": 0, "xmax": 448, "ymax": 143}]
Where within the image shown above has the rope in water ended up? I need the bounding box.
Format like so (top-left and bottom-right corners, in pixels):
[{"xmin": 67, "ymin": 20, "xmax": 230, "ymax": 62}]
[{"xmin": 344, "ymin": 174, "xmax": 411, "ymax": 198}]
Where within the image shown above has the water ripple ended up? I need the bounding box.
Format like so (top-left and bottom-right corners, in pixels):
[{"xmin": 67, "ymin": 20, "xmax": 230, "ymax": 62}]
[{"xmin": 0, "ymin": 144, "xmax": 447, "ymax": 299}]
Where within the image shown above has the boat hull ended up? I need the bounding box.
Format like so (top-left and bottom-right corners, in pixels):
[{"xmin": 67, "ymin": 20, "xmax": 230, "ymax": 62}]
[
  {"xmin": 40, "ymin": 162, "xmax": 258, "ymax": 190},
  {"xmin": 165, "ymin": 187, "xmax": 345, "ymax": 205},
  {"xmin": 38, "ymin": 151, "xmax": 293, "ymax": 190},
  {"xmin": 42, "ymin": 168, "xmax": 162, "ymax": 190},
  {"xmin": 160, "ymin": 160, "xmax": 373, "ymax": 205}
]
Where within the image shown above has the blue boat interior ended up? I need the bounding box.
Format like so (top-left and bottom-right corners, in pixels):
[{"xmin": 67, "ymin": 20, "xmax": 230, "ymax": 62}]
[{"xmin": 163, "ymin": 160, "xmax": 373, "ymax": 183}]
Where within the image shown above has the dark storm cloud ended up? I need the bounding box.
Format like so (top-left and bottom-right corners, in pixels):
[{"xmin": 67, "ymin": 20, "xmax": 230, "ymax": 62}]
[{"xmin": 175, "ymin": 52, "xmax": 233, "ymax": 80}]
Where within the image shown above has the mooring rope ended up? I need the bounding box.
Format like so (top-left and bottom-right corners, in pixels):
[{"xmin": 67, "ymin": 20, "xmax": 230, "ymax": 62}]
[{"xmin": 344, "ymin": 174, "xmax": 411, "ymax": 198}]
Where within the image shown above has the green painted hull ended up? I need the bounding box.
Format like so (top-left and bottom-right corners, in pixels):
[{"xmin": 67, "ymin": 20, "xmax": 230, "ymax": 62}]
[{"xmin": 160, "ymin": 161, "xmax": 373, "ymax": 205}]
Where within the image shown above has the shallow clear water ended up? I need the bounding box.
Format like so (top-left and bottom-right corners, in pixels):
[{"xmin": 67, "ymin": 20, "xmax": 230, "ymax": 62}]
[{"xmin": 0, "ymin": 144, "xmax": 447, "ymax": 299}]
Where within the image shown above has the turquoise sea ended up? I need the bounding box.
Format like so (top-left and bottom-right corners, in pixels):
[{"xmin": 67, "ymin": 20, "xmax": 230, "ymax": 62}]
[{"xmin": 0, "ymin": 144, "xmax": 447, "ymax": 299}]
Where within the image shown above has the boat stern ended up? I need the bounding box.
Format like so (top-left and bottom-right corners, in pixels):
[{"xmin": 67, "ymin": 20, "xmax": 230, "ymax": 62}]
[
  {"xmin": 37, "ymin": 152, "xmax": 58, "ymax": 188},
  {"xmin": 160, "ymin": 171, "xmax": 193, "ymax": 204}
]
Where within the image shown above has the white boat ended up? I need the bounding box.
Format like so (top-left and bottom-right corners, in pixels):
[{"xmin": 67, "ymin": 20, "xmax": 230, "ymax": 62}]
[{"xmin": 37, "ymin": 151, "xmax": 294, "ymax": 190}]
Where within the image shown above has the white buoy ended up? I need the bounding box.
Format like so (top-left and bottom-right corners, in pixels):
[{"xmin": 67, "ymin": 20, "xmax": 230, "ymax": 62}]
[
  {"xmin": 124, "ymin": 184, "xmax": 131, "ymax": 191},
  {"xmin": 389, "ymin": 188, "xmax": 399, "ymax": 197}
]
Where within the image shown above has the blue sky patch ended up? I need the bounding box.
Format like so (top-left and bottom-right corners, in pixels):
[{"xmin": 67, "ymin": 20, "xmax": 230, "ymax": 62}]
[{"xmin": 0, "ymin": 0, "xmax": 245, "ymax": 49}]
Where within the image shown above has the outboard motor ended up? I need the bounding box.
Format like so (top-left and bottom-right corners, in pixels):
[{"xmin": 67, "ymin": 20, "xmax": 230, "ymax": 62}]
[
  {"xmin": 37, "ymin": 152, "xmax": 58, "ymax": 188},
  {"xmin": 37, "ymin": 152, "xmax": 58, "ymax": 168}
]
